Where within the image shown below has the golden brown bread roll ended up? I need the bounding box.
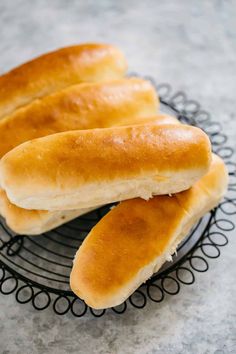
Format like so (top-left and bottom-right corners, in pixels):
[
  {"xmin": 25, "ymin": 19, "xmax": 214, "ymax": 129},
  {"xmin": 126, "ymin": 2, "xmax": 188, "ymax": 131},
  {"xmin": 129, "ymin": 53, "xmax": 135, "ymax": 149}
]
[
  {"xmin": 70, "ymin": 154, "xmax": 228, "ymax": 309},
  {"xmin": 0, "ymin": 43, "xmax": 127, "ymax": 119},
  {"xmin": 0, "ymin": 115, "xmax": 178, "ymax": 235},
  {"xmin": 0, "ymin": 78, "xmax": 159, "ymax": 157},
  {"xmin": 0, "ymin": 124, "xmax": 211, "ymax": 211}
]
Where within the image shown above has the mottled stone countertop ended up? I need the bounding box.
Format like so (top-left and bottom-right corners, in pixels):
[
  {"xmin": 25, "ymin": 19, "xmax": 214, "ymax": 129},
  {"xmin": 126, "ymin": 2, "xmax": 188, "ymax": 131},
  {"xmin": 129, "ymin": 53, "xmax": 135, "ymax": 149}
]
[{"xmin": 0, "ymin": 1, "xmax": 235, "ymax": 353}]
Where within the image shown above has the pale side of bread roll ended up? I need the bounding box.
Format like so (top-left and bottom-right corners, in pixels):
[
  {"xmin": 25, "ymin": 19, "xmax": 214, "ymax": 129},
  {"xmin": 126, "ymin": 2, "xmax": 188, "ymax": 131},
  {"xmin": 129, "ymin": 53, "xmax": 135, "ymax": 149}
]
[
  {"xmin": 70, "ymin": 154, "xmax": 228, "ymax": 309},
  {"xmin": 0, "ymin": 124, "xmax": 211, "ymax": 211},
  {"xmin": 0, "ymin": 78, "xmax": 159, "ymax": 157},
  {"xmin": 0, "ymin": 43, "xmax": 127, "ymax": 119},
  {"xmin": 0, "ymin": 115, "xmax": 179, "ymax": 235},
  {"xmin": 0, "ymin": 189, "xmax": 96, "ymax": 235}
]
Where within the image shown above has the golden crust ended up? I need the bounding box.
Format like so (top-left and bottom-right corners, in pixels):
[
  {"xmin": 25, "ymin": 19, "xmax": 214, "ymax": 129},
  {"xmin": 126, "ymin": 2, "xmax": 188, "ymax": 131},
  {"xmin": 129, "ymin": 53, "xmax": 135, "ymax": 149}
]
[
  {"xmin": 70, "ymin": 154, "xmax": 228, "ymax": 309},
  {"xmin": 0, "ymin": 124, "xmax": 211, "ymax": 210},
  {"xmin": 0, "ymin": 43, "xmax": 127, "ymax": 119},
  {"xmin": 71, "ymin": 196, "xmax": 183, "ymax": 304},
  {"xmin": 0, "ymin": 78, "xmax": 159, "ymax": 157},
  {"xmin": 0, "ymin": 115, "xmax": 177, "ymax": 235}
]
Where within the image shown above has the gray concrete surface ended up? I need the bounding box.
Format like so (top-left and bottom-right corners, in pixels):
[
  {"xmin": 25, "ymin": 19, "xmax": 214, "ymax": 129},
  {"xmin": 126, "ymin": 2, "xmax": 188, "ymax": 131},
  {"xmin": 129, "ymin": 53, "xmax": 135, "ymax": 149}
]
[{"xmin": 0, "ymin": 1, "xmax": 236, "ymax": 353}]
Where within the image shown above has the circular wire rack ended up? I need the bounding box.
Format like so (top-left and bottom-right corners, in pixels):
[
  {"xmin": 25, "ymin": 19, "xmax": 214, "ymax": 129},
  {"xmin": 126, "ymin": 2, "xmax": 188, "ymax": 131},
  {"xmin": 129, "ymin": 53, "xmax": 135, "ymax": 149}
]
[{"xmin": 0, "ymin": 80, "xmax": 235, "ymax": 317}]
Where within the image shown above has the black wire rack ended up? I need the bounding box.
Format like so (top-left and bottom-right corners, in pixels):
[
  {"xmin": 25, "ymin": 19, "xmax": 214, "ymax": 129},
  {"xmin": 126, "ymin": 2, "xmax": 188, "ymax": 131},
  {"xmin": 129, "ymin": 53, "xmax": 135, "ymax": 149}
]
[{"xmin": 0, "ymin": 79, "xmax": 235, "ymax": 317}]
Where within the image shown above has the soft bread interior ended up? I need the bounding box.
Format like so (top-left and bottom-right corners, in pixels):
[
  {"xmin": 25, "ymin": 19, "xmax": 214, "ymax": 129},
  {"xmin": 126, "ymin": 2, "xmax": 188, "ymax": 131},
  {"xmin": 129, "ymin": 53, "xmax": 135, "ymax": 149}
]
[{"xmin": 70, "ymin": 154, "xmax": 228, "ymax": 309}]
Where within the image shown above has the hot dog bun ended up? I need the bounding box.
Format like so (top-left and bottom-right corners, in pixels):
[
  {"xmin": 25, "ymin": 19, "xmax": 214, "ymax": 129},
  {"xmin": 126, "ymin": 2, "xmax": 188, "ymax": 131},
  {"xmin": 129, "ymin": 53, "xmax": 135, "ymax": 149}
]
[
  {"xmin": 0, "ymin": 124, "xmax": 211, "ymax": 211},
  {"xmin": 70, "ymin": 154, "xmax": 228, "ymax": 309},
  {"xmin": 0, "ymin": 78, "xmax": 158, "ymax": 157},
  {"xmin": 0, "ymin": 115, "xmax": 178, "ymax": 235},
  {"xmin": 0, "ymin": 43, "xmax": 127, "ymax": 119}
]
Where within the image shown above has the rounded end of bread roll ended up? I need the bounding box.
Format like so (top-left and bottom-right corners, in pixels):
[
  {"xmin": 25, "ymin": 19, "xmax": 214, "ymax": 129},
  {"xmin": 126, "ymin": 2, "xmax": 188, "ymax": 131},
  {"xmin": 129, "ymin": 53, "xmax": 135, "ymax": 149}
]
[
  {"xmin": 0, "ymin": 188, "xmax": 48, "ymax": 235},
  {"xmin": 199, "ymin": 153, "xmax": 228, "ymax": 197}
]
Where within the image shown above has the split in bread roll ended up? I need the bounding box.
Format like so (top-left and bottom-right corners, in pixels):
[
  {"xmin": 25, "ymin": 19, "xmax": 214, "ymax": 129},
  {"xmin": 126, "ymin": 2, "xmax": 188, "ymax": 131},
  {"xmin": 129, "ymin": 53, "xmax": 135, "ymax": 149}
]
[
  {"xmin": 0, "ymin": 43, "xmax": 127, "ymax": 119},
  {"xmin": 0, "ymin": 124, "xmax": 211, "ymax": 211},
  {"xmin": 0, "ymin": 78, "xmax": 159, "ymax": 157},
  {"xmin": 70, "ymin": 154, "xmax": 228, "ymax": 309},
  {"xmin": 0, "ymin": 115, "xmax": 179, "ymax": 235}
]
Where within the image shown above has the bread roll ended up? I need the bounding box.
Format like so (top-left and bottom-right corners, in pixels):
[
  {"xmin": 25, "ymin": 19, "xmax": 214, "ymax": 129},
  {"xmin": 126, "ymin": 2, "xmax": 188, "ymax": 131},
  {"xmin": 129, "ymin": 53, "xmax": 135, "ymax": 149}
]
[
  {"xmin": 70, "ymin": 154, "xmax": 228, "ymax": 309},
  {"xmin": 0, "ymin": 78, "xmax": 159, "ymax": 157},
  {"xmin": 0, "ymin": 115, "xmax": 178, "ymax": 235},
  {"xmin": 0, "ymin": 43, "xmax": 127, "ymax": 119},
  {"xmin": 0, "ymin": 189, "xmax": 96, "ymax": 235},
  {"xmin": 0, "ymin": 124, "xmax": 211, "ymax": 211}
]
